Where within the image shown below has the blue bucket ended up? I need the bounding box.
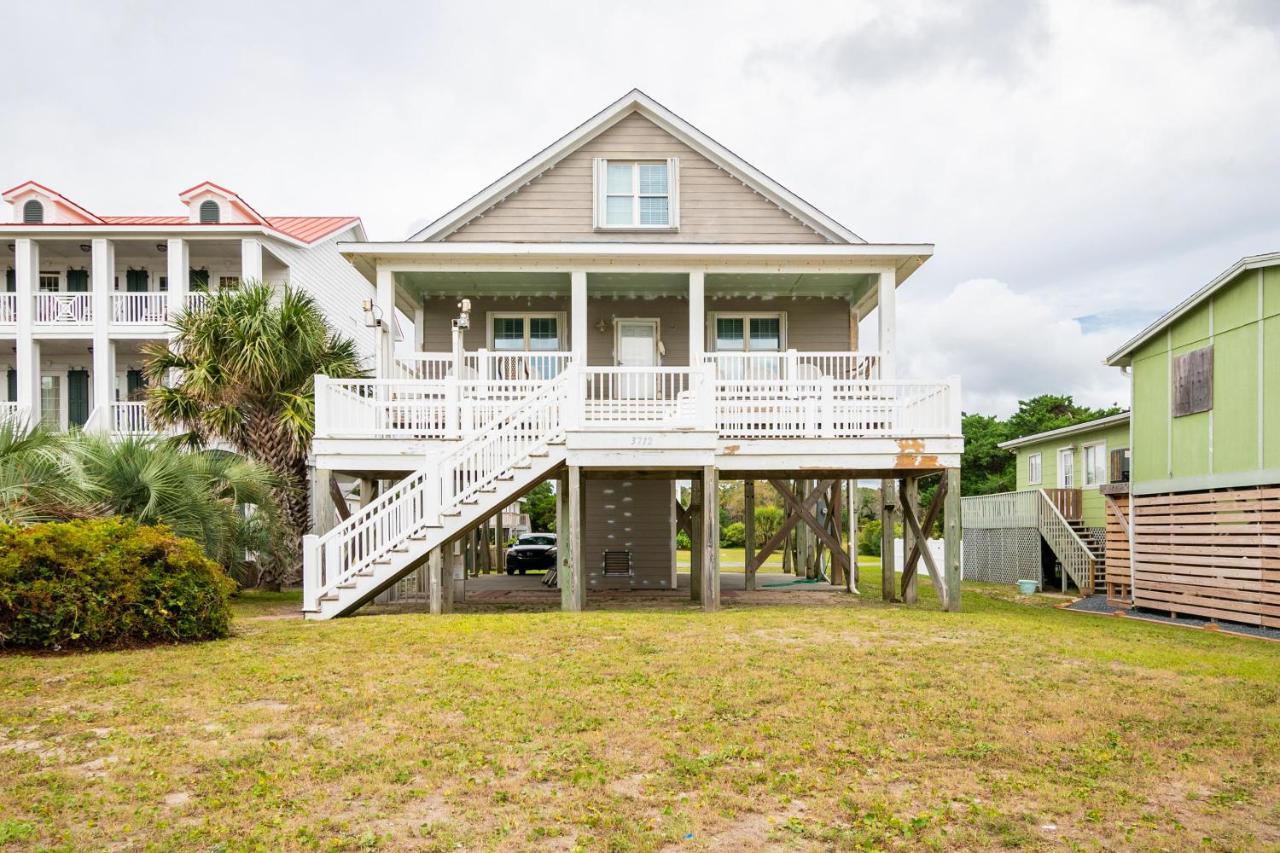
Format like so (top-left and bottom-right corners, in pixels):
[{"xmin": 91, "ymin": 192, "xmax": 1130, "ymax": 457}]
[{"xmin": 1016, "ymin": 579, "xmax": 1038, "ymax": 595}]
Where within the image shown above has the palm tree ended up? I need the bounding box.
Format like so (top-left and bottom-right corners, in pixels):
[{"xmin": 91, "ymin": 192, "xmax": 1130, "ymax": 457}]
[
  {"xmin": 65, "ymin": 432, "xmax": 284, "ymax": 581},
  {"xmin": 144, "ymin": 282, "xmax": 365, "ymax": 583},
  {"xmin": 0, "ymin": 419, "xmax": 95, "ymax": 524}
]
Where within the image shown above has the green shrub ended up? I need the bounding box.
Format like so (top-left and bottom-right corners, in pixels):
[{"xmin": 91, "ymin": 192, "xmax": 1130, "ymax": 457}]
[
  {"xmin": 0, "ymin": 518, "xmax": 235, "ymax": 650},
  {"xmin": 721, "ymin": 521, "xmax": 745, "ymax": 548},
  {"xmin": 858, "ymin": 519, "xmax": 883, "ymax": 556},
  {"xmin": 676, "ymin": 528, "xmax": 691, "ymax": 549}
]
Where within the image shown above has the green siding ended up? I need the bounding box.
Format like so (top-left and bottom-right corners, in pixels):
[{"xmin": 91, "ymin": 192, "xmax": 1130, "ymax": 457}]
[
  {"xmin": 1129, "ymin": 265, "xmax": 1279, "ymax": 492},
  {"xmin": 1012, "ymin": 420, "xmax": 1129, "ymax": 528}
]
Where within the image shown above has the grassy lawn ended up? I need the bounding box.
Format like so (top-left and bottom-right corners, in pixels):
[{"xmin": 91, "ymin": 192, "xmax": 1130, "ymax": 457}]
[
  {"xmin": 675, "ymin": 548, "xmax": 880, "ymax": 574},
  {"xmin": 2, "ymin": 582, "xmax": 1279, "ymax": 849}
]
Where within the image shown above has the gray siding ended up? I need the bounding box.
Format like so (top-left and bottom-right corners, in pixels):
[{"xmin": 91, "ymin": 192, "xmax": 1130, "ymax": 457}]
[
  {"xmin": 445, "ymin": 113, "xmax": 830, "ymax": 244},
  {"xmin": 584, "ymin": 478, "xmax": 676, "ymax": 590}
]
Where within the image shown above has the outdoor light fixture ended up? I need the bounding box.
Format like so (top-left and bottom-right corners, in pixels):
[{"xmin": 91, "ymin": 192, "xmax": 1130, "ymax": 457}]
[
  {"xmin": 79, "ymin": 244, "xmax": 91, "ymax": 253},
  {"xmin": 595, "ymin": 317, "xmax": 609, "ymax": 334},
  {"xmin": 452, "ymin": 298, "xmax": 472, "ymax": 331},
  {"xmin": 360, "ymin": 299, "xmax": 383, "ymax": 328},
  {"xmin": 156, "ymin": 243, "xmax": 167, "ymax": 253}
]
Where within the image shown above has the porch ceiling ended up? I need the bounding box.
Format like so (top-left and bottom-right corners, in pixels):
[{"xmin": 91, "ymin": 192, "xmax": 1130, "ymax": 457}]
[
  {"xmin": 706, "ymin": 272, "xmax": 876, "ymax": 302},
  {"xmin": 394, "ymin": 271, "xmax": 570, "ymax": 299}
]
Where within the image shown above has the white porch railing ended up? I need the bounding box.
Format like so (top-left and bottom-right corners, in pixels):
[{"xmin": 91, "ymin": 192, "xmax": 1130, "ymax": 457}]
[
  {"xmin": 395, "ymin": 350, "xmax": 575, "ymax": 382},
  {"xmin": 35, "ymin": 293, "xmax": 92, "ymax": 324},
  {"xmin": 0, "ymin": 294, "xmax": 16, "ymax": 324},
  {"xmin": 316, "ymin": 378, "xmax": 547, "ymax": 439},
  {"xmin": 704, "ymin": 350, "xmax": 880, "ymax": 381},
  {"xmin": 185, "ymin": 292, "xmax": 211, "ymax": 313},
  {"xmin": 0, "ymin": 402, "xmax": 23, "ymax": 423},
  {"xmin": 109, "ymin": 402, "xmax": 152, "ymax": 435},
  {"xmin": 112, "ymin": 293, "xmax": 169, "ymax": 325},
  {"xmin": 578, "ymin": 365, "xmax": 713, "ymax": 430},
  {"xmin": 713, "ymin": 378, "xmax": 957, "ymax": 438},
  {"xmin": 961, "ymin": 490, "xmax": 1040, "ymax": 529}
]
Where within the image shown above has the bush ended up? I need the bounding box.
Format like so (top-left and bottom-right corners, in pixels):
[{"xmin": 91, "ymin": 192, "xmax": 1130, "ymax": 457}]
[
  {"xmin": 0, "ymin": 518, "xmax": 235, "ymax": 650},
  {"xmin": 754, "ymin": 506, "xmax": 784, "ymax": 546},
  {"xmin": 858, "ymin": 519, "xmax": 883, "ymax": 556},
  {"xmin": 721, "ymin": 521, "xmax": 745, "ymax": 548},
  {"xmin": 676, "ymin": 528, "xmax": 691, "ymax": 549}
]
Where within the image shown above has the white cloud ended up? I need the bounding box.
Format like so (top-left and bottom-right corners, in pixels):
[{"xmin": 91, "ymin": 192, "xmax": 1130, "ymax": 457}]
[{"xmin": 895, "ymin": 279, "xmax": 1131, "ymax": 417}]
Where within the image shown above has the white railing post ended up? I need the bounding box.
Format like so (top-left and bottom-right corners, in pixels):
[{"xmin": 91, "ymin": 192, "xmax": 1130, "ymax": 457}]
[
  {"xmin": 700, "ymin": 361, "xmax": 717, "ymax": 430},
  {"xmin": 785, "ymin": 348, "xmax": 797, "ymax": 381},
  {"xmin": 302, "ymin": 533, "xmax": 320, "ymax": 611},
  {"xmin": 820, "ymin": 375, "xmax": 835, "ymax": 438},
  {"xmin": 421, "ymin": 450, "xmax": 442, "ymax": 525},
  {"xmin": 562, "ymin": 364, "xmax": 582, "ymax": 431},
  {"xmin": 478, "ymin": 348, "xmax": 490, "ymax": 381},
  {"xmin": 314, "ymin": 375, "xmax": 329, "ymax": 439},
  {"xmin": 947, "ymin": 374, "xmax": 962, "ymax": 436},
  {"xmin": 445, "ymin": 377, "xmax": 461, "ymax": 439}
]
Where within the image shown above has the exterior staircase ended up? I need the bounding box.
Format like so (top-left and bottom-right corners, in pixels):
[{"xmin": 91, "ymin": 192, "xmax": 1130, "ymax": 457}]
[
  {"xmin": 303, "ymin": 370, "xmax": 572, "ymax": 620},
  {"xmin": 1067, "ymin": 520, "xmax": 1106, "ymax": 591},
  {"xmin": 1035, "ymin": 490, "xmax": 1100, "ymax": 595}
]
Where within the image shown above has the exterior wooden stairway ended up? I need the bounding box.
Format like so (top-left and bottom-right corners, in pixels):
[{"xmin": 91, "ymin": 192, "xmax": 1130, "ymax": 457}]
[
  {"xmin": 302, "ymin": 370, "xmax": 572, "ymax": 620},
  {"xmin": 1037, "ymin": 489, "xmax": 1099, "ymax": 594}
]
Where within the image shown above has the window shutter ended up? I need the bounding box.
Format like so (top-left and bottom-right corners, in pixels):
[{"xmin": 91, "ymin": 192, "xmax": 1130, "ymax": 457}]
[
  {"xmin": 6, "ymin": 369, "xmax": 15, "ymax": 402},
  {"xmin": 1172, "ymin": 345, "xmax": 1213, "ymax": 416},
  {"xmin": 67, "ymin": 370, "xmax": 89, "ymax": 427},
  {"xmin": 592, "ymin": 158, "xmax": 605, "ymax": 229},
  {"xmin": 126, "ymin": 269, "xmax": 149, "ymax": 292},
  {"xmin": 189, "ymin": 268, "xmax": 210, "ymax": 291},
  {"xmin": 667, "ymin": 157, "xmax": 680, "ymax": 229},
  {"xmin": 127, "ymin": 369, "xmax": 146, "ymax": 400},
  {"xmin": 66, "ymin": 269, "xmax": 89, "ymax": 292},
  {"xmin": 5, "ymin": 269, "xmax": 14, "ymax": 293}
]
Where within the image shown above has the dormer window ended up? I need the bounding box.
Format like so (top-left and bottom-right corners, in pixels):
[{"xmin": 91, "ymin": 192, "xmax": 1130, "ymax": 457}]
[
  {"xmin": 22, "ymin": 200, "xmax": 44, "ymax": 223},
  {"xmin": 199, "ymin": 200, "xmax": 220, "ymax": 224},
  {"xmin": 594, "ymin": 158, "xmax": 679, "ymax": 230}
]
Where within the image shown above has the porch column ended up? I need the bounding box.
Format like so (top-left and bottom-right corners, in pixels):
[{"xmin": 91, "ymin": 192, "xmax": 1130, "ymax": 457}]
[
  {"xmin": 555, "ymin": 470, "xmax": 568, "ymax": 590},
  {"xmin": 877, "ymin": 268, "xmax": 895, "ymax": 380},
  {"xmin": 13, "ymin": 239, "xmax": 39, "ymax": 420},
  {"xmin": 374, "ymin": 265, "xmax": 396, "ymax": 378},
  {"xmin": 743, "ymin": 479, "xmax": 756, "ymax": 591},
  {"xmin": 688, "ymin": 271, "xmax": 705, "ymax": 364},
  {"xmin": 166, "ymin": 237, "xmax": 188, "ymax": 320},
  {"xmin": 901, "ymin": 477, "xmax": 919, "ymax": 604},
  {"xmin": 91, "ymin": 238, "xmax": 115, "ymax": 431},
  {"xmin": 848, "ymin": 478, "xmax": 859, "ymax": 593},
  {"xmin": 571, "ymin": 271, "xmax": 587, "ymax": 363},
  {"xmin": 701, "ymin": 465, "xmax": 720, "ymax": 611},
  {"xmin": 240, "ymin": 238, "xmax": 263, "ymax": 283},
  {"xmin": 428, "ymin": 548, "xmax": 448, "ymax": 614},
  {"xmin": 689, "ymin": 478, "xmax": 703, "ymax": 603},
  {"xmin": 561, "ymin": 466, "xmax": 585, "ymax": 611},
  {"xmin": 943, "ymin": 467, "xmax": 962, "ymax": 612}
]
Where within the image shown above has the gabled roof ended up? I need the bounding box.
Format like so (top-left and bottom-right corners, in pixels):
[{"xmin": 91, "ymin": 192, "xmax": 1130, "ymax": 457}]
[
  {"xmin": 997, "ymin": 412, "xmax": 1130, "ymax": 451},
  {"xmin": 1, "ymin": 180, "xmax": 105, "ymax": 223},
  {"xmin": 410, "ymin": 89, "xmax": 864, "ymax": 244},
  {"xmin": 1106, "ymin": 251, "xmax": 1280, "ymax": 366},
  {"xmin": 1, "ymin": 181, "xmax": 363, "ymax": 245}
]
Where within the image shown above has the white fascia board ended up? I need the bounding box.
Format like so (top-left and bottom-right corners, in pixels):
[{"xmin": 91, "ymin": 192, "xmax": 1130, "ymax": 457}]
[
  {"xmin": 408, "ymin": 89, "xmax": 865, "ymax": 245},
  {"xmin": 996, "ymin": 412, "xmax": 1131, "ymax": 451},
  {"xmin": 0, "ymin": 224, "xmax": 312, "ymax": 249},
  {"xmin": 1105, "ymin": 251, "xmax": 1280, "ymax": 366}
]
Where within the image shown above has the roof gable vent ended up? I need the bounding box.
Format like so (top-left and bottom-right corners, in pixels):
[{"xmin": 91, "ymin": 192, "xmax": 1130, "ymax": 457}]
[
  {"xmin": 22, "ymin": 199, "xmax": 43, "ymax": 223},
  {"xmin": 199, "ymin": 200, "xmax": 220, "ymax": 224}
]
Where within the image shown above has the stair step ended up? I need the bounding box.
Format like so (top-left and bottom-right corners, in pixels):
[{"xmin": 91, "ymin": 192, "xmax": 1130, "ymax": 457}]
[{"xmin": 319, "ymin": 594, "xmax": 339, "ymax": 603}]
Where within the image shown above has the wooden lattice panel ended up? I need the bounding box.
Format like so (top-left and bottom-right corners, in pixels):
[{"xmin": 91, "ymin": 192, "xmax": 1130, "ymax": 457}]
[
  {"xmin": 1104, "ymin": 493, "xmax": 1132, "ymax": 604},
  {"xmin": 1132, "ymin": 486, "xmax": 1280, "ymax": 628}
]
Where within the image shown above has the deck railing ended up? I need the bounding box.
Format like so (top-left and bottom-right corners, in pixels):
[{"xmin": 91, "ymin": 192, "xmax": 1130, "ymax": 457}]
[
  {"xmin": 185, "ymin": 292, "xmax": 211, "ymax": 313},
  {"xmin": 0, "ymin": 402, "xmax": 23, "ymax": 423},
  {"xmin": 396, "ymin": 350, "xmax": 574, "ymax": 382},
  {"xmin": 316, "ymin": 378, "xmax": 547, "ymax": 438},
  {"xmin": 111, "ymin": 293, "xmax": 169, "ymax": 325},
  {"xmin": 577, "ymin": 365, "xmax": 712, "ymax": 429},
  {"xmin": 1042, "ymin": 488, "xmax": 1082, "ymax": 521},
  {"xmin": 714, "ymin": 377, "xmax": 956, "ymax": 438},
  {"xmin": 0, "ymin": 294, "xmax": 16, "ymax": 324},
  {"xmin": 704, "ymin": 350, "xmax": 880, "ymax": 381},
  {"xmin": 35, "ymin": 293, "xmax": 92, "ymax": 324},
  {"xmin": 109, "ymin": 402, "xmax": 152, "ymax": 435},
  {"xmin": 961, "ymin": 490, "xmax": 1040, "ymax": 529}
]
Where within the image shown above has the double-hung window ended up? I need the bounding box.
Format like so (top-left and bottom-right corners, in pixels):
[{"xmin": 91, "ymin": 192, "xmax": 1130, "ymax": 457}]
[
  {"xmin": 712, "ymin": 312, "xmax": 785, "ymax": 379},
  {"xmin": 1082, "ymin": 443, "xmax": 1105, "ymax": 487},
  {"xmin": 1027, "ymin": 452, "xmax": 1042, "ymax": 486},
  {"xmin": 594, "ymin": 158, "xmax": 679, "ymax": 229},
  {"xmin": 489, "ymin": 312, "xmax": 563, "ymax": 379}
]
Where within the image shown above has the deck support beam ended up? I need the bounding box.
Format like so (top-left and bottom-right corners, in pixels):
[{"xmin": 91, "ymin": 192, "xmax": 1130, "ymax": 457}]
[
  {"xmin": 943, "ymin": 467, "xmax": 962, "ymax": 612},
  {"xmin": 880, "ymin": 479, "xmax": 897, "ymax": 602},
  {"xmin": 689, "ymin": 478, "xmax": 703, "ymax": 604},
  {"xmin": 428, "ymin": 547, "xmax": 450, "ymax": 614},
  {"xmin": 847, "ymin": 478, "xmax": 859, "ymax": 594},
  {"xmin": 561, "ymin": 465, "xmax": 585, "ymax": 612},
  {"xmin": 900, "ymin": 477, "xmax": 919, "ymax": 603},
  {"xmin": 743, "ymin": 479, "xmax": 757, "ymax": 591},
  {"xmin": 701, "ymin": 466, "xmax": 720, "ymax": 611},
  {"xmin": 767, "ymin": 479, "xmax": 848, "ymax": 581}
]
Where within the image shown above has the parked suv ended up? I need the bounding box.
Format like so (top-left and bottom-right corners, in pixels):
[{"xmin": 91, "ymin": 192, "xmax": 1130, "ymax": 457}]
[{"xmin": 505, "ymin": 533, "xmax": 557, "ymax": 574}]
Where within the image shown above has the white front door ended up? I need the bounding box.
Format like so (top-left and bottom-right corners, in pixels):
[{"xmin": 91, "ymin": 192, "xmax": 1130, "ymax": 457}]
[
  {"xmin": 1058, "ymin": 448, "xmax": 1075, "ymax": 488},
  {"xmin": 615, "ymin": 319, "xmax": 659, "ymax": 398}
]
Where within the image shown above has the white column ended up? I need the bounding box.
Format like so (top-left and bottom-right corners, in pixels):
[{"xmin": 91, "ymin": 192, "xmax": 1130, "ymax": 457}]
[
  {"xmin": 688, "ymin": 270, "xmax": 705, "ymax": 365},
  {"xmin": 166, "ymin": 238, "xmax": 188, "ymax": 320},
  {"xmin": 570, "ymin": 271, "xmax": 587, "ymax": 363},
  {"xmin": 374, "ymin": 265, "xmax": 396, "ymax": 378},
  {"xmin": 413, "ymin": 301, "xmax": 425, "ymax": 351},
  {"xmin": 877, "ymin": 268, "xmax": 896, "ymax": 380},
  {"xmin": 240, "ymin": 238, "xmax": 263, "ymax": 283},
  {"xmin": 90, "ymin": 238, "xmax": 114, "ymax": 429},
  {"xmin": 14, "ymin": 238, "xmax": 39, "ymax": 420}
]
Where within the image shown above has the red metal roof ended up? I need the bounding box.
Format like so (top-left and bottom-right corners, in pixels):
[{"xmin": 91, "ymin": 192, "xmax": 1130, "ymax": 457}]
[
  {"xmin": 264, "ymin": 216, "xmax": 361, "ymax": 243},
  {"xmin": 99, "ymin": 216, "xmax": 188, "ymax": 225}
]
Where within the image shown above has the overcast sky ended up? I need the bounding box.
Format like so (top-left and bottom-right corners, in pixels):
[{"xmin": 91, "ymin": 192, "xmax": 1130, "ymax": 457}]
[{"xmin": 5, "ymin": 0, "xmax": 1278, "ymax": 415}]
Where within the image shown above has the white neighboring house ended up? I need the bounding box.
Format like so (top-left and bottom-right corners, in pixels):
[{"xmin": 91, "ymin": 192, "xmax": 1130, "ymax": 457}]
[{"xmin": 0, "ymin": 180, "xmax": 376, "ymax": 434}]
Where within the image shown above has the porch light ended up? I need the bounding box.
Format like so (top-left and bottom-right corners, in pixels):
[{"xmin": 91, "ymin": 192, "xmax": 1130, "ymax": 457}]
[
  {"xmin": 156, "ymin": 243, "xmax": 167, "ymax": 253},
  {"xmin": 79, "ymin": 244, "xmax": 91, "ymax": 253},
  {"xmin": 361, "ymin": 299, "xmax": 383, "ymax": 328}
]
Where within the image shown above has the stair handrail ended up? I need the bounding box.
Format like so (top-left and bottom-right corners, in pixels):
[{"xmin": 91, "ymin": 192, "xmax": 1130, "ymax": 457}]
[
  {"xmin": 307, "ymin": 368, "xmax": 573, "ymax": 607},
  {"xmin": 1035, "ymin": 488, "xmax": 1096, "ymax": 592}
]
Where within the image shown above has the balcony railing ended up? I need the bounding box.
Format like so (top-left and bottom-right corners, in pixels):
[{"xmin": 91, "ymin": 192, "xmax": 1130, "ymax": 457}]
[
  {"xmin": 0, "ymin": 402, "xmax": 24, "ymax": 423},
  {"xmin": 185, "ymin": 292, "xmax": 211, "ymax": 313},
  {"xmin": 109, "ymin": 402, "xmax": 152, "ymax": 435},
  {"xmin": 704, "ymin": 350, "xmax": 880, "ymax": 381},
  {"xmin": 111, "ymin": 293, "xmax": 169, "ymax": 325},
  {"xmin": 317, "ymin": 359, "xmax": 960, "ymax": 442},
  {"xmin": 395, "ymin": 350, "xmax": 575, "ymax": 382},
  {"xmin": 0, "ymin": 294, "xmax": 15, "ymax": 324},
  {"xmin": 35, "ymin": 293, "xmax": 92, "ymax": 324}
]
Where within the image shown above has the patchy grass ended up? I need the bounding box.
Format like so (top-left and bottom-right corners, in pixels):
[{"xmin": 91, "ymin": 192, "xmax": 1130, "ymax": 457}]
[
  {"xmin": 676, "ymin": 548, "xmax": 881, "ymax": 573},
  {"xmin": 2, "ymin": 578, "xmax": 1279, "ymax": 850}
]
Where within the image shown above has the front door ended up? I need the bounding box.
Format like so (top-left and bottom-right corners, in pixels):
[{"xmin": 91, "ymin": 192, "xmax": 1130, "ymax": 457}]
[{"xmin": 615, "ymin": 319, "xmax": 659, "ymax": 398}]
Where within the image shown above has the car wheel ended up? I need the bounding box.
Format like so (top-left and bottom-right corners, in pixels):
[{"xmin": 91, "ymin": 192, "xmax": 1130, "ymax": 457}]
[
  {"xmin": 506, "ymin": 567, "xmax": 515, "ymax": 575},
  {"xmin": 519, "ymin": 569, "xmax": 527, "ymax": 575}
]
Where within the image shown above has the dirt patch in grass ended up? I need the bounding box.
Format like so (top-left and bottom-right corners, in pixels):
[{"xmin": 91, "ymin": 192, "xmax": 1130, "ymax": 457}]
[{"xmin": 2, "ymin": 581, "xmax": 1279, "ymax": 849}]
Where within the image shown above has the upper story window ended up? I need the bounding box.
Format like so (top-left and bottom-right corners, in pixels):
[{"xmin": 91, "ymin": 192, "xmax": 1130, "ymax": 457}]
[
  {"xmin": 594, "ymin": 158, "xmax": 679, "ymax": 230},
  {"xmin": 199, "ymin": 200, "xmax": 221, "ymax": 224},
  {"xmin": 1027, "ymin": 452, "xmax": 1042, "ymax": 485},
  {"xmin": 713, "ymin": 313, "xmax": 784, "ymax": 352},
  {"xmin": 1082, "ymin": 443, "xmax": 1105, "ymax": 487},
  {"xmin": 23, "ymin": 200, "xmax": 44, "ymax": 223}
]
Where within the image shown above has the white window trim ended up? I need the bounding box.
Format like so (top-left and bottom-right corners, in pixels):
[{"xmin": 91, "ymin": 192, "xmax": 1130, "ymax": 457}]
[
  {"xmin": 1057, "ymin": 446, "xmax": 1075, "ymax": 489},
  {"xmin": 485, "ymin": 311, "xmax": 566, "ymax": 351},
  {"xmin": 1026, "ymin": 452, "xmax": 1042, "ymax": 486},
  {"xmin": 709, "ymin": 311, "xmax": 787, "ymax": 352},
  {"xmin": 1081, "ymin": 440, "xmax": 1106, "ymax": 488},
  {"xmin": 612, "ymin": 317, "xmax": 663, "ymax": 366},
  {"xmin": 593, "ymin": 157, "xmax": 680, "ymax": 231}
]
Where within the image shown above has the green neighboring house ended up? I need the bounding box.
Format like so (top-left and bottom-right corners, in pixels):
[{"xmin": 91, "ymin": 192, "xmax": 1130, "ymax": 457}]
[{"xmin": 999, "ymin": 413, "xmax": 1131, "ymax": 530}]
